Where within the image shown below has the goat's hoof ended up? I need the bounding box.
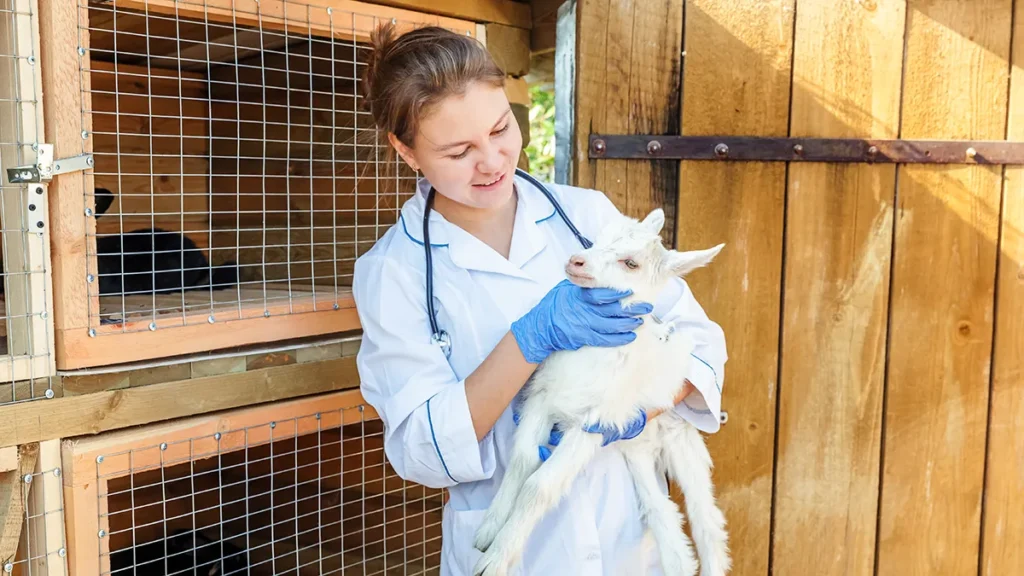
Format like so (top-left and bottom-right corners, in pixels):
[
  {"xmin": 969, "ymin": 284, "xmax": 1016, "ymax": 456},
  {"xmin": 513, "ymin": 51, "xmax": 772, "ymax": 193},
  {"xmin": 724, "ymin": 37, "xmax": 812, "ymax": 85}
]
[
  {"xmin": 473, "ymin": 518, "xmax": 501, "ymax": 552},
  {"xmin": 472, "ymin": 547, "xmax": 510, "ymax": 576}
]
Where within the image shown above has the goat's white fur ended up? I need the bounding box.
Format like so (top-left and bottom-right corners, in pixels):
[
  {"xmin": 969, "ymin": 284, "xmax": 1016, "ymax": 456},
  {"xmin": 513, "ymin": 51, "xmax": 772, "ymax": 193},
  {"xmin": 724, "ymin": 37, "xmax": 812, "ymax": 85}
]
[{"xmin": 471, "ymin": 208, "xmax": 730, "ymax": 576}]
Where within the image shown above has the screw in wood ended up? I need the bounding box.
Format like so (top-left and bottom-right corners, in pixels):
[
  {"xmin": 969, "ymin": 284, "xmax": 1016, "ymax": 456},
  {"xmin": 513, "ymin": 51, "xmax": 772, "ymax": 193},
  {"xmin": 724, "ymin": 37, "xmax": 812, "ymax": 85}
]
[
  {"xmin": 45, "ymin": 389, "xmax": 54, "ymax": 399},
  {"xmin": 149, "ymin": 322, "xmax": 157, "ymax": 331},
  {"xmin": 714, "ymin": 143, "xmax": 729, "ymax": 158},
  {"xmin": 3, "ymin": 563, "xmax": 12, "ymax": 573}
]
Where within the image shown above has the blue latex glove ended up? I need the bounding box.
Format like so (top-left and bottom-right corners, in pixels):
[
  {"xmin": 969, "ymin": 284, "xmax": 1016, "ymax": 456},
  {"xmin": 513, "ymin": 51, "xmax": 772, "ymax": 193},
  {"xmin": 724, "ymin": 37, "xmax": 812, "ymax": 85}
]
[
  {"xmin": 510, "ymin": 279, "xmax": 653, "ymax": 364},
  {"xmin": 512, "ymin": 408, "xmax": 648, "ymax": 462}
]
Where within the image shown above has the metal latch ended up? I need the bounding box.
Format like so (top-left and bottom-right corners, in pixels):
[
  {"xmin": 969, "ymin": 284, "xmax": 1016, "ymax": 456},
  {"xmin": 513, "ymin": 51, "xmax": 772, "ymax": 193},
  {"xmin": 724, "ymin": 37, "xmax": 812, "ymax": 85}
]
[{"xmin": 6, "ymin": 144, "xmax": 94, "ymax": 184}]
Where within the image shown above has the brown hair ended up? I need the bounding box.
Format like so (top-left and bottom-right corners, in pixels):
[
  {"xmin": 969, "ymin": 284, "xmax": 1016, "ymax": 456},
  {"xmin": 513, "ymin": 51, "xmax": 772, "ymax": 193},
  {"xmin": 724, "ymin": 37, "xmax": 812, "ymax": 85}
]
[{"xmin": 362, "ymin": 22, "xmax": 506, "ymax": 149}]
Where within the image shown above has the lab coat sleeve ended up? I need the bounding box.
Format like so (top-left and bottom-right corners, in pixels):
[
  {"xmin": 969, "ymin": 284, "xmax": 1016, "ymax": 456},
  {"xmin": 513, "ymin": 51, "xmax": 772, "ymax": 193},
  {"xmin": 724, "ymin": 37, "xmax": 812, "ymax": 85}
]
[
  {"xmin": 353, "ymin": 252, "xmax": 496, "ymax": 489},
  {"xmin": 657, "ymin": 277, "xmax": 727, "ymax": 433}
]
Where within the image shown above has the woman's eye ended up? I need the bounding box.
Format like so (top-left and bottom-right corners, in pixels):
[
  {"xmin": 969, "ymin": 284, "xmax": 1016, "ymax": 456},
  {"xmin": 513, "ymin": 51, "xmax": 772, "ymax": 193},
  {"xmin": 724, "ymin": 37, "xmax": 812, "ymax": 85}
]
[
  {"xmin": 449, "ymin": 148, "xmax": 470, "ymax": 160},
  {"xmin": 493, "ymin": 123, "xmax": 509, "ymax": 136},
  {"xmin": 624, "ymin": 259, "xmax": 639, "ymax": 270}
]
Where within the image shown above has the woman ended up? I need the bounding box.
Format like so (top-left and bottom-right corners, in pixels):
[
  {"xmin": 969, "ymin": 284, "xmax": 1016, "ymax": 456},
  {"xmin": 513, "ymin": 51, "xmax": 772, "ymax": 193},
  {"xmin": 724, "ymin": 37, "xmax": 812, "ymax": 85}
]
[{"xmin": 352, "ymin": 22, "xmax": 727, "ymax": 576}]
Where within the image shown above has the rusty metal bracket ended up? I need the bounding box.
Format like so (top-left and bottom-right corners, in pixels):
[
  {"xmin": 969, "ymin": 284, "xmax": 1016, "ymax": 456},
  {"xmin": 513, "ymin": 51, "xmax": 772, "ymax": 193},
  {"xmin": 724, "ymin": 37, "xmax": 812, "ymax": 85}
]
[{"xmin": 588, "ymin": 134, "xmax": 1024, "ymax": 164}]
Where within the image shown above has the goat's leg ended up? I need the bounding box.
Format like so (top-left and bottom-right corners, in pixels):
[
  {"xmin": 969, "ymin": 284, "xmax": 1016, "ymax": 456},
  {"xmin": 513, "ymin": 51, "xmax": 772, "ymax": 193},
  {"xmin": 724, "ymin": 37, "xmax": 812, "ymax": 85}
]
[
  {"xmin": 472, "ymin": 428, "xmax": 601, "ymax": 576},
  {"xmin": 474, "ymin": 403, "xmax": 554, "ymax": 553},
  {"xmin": 661, "ymin": 419, "xmax": 731, "ymax": 576},
  {"xmin": 621, "ymin": 446, "xmax": 698, "ymax": 576}
]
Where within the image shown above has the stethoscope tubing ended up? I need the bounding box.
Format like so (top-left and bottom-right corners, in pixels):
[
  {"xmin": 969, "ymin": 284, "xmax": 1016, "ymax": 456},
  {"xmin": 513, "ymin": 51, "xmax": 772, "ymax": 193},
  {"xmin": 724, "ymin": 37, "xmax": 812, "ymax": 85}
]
[{"xmin": 422, "ymin": 168, "xmax": 591, "ymax": 358}]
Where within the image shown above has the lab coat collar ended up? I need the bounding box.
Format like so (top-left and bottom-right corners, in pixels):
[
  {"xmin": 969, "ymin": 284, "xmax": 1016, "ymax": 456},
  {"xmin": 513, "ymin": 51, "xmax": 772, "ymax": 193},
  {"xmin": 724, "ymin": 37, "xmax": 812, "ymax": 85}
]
[{"xmin": 398, "ymin": 173, "xmax": 558, "ymax": 277}]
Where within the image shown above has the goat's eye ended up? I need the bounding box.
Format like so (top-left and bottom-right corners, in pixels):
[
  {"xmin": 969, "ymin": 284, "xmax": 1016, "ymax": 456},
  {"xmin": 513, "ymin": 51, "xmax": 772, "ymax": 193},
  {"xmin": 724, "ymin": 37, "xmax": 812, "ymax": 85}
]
[{"xmin": 624, "ymin": 258, "xmax": 639, "ymax": 270}]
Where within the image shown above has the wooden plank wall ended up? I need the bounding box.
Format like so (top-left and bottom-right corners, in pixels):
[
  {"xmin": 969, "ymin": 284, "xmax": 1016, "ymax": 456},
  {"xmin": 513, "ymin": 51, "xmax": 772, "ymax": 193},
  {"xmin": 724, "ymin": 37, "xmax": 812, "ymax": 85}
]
[{"xmin": 572, "ymin": 0, "xmax": 1023, "ymax": 574}]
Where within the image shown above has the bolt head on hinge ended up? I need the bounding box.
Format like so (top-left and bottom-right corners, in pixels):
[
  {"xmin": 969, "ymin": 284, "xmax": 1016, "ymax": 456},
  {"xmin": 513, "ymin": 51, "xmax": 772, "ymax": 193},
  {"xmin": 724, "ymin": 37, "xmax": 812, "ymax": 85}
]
[
  {"xmin": 714, "ymin": 143, "xmax": 729, "ymax": 158},
  {"xmin": 646, "ymin": 140, "xmax": 662, "ymax": 155},
  {"xmin": 591, "ymin": 139, "xmax": 606, "ymax": 156}
]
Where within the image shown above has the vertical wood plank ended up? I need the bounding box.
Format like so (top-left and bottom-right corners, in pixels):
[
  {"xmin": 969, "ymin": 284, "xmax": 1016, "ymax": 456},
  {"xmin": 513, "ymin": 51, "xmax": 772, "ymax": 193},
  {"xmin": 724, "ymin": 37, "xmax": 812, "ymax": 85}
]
[
  {"xmin": 0, "ymin": 444, "xmax": 38, "ymax": 565},
  {"xmin": 878, "ymin": 2, "xmax": 1011, "ymax": 575},
  {"xmin": 675, "ymin": 3, "xmax": 794, "ymax": 576},
  {"xmin": 26, "ymin": 439, "xmax": 66, "ymax": 575},
  {"xmin": 572, "ymin": 0, "xmax": 683, "ymax": 240},
  {"xmin": 772, "ymin": 1, "xmax": 905, "ymax": 574},
  {"xmin": 980, "ymin": 2, "xmax": 1024, "ymax": 572},
  {"xmin": 60, "ymin": 441, "xmax": 100, "ymax": 576},
  {"xmin": 38, "ymin": 0, "xmax": 96, "ymax": 368}
]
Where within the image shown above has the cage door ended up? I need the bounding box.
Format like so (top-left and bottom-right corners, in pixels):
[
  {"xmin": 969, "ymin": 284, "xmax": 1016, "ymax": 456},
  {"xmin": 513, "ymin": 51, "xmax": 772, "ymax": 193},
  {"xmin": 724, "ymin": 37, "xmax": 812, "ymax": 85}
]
[{"xmin": 0, "ymin": 0, "xmax": 56, "ymax": 402}]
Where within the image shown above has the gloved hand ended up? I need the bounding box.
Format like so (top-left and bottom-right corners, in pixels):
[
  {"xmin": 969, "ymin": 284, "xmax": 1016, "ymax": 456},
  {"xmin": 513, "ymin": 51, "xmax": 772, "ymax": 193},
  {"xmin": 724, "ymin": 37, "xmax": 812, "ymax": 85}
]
[
  {"xmin": 512, "ymin": 408, "xmax": 648, "ymax": 462},
  {"xmin": 510, "ymin": 279, "xmax": 653, "ymax": 364}
]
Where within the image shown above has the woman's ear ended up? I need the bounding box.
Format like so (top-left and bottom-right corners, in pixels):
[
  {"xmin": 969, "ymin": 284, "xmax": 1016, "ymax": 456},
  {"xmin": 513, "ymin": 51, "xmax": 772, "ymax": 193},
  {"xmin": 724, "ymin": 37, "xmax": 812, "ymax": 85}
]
[{"xmin": 387, "ymin": 132, "xmax": 419, "ymax": 172}]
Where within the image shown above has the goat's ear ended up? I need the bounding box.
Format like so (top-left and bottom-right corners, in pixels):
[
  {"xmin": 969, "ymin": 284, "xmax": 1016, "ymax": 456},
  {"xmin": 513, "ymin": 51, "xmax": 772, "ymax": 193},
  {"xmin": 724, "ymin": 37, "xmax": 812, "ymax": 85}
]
[
  {"xmin": 641, "ymin": 208, "xmax": 665, "ymax": 235},
  {"xmin": 666, "ymin": 243, "xmax": 725, "ymax": 276}
]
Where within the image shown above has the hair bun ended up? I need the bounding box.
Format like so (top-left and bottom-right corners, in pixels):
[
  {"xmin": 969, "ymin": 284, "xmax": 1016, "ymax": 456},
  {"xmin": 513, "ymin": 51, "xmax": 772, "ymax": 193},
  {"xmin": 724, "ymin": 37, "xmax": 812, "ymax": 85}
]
[{"xmin": 363, "ymin": 21, "xmax": 398, "ymax": 105}]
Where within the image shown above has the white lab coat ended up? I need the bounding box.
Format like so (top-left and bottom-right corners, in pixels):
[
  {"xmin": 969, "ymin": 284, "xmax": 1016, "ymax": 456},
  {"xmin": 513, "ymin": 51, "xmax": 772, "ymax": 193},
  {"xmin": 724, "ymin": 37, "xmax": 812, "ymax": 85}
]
[{"xmin": 352, "ymin": 172, "xmax": 727, "ymax": 576}]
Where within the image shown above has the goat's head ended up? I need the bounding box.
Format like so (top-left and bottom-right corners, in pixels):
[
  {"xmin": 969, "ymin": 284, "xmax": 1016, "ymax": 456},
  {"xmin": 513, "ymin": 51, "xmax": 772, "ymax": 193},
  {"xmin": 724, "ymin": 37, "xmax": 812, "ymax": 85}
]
[{"xmin": 564, "ymin": 208, "xmax": 724, "ymax": 303}]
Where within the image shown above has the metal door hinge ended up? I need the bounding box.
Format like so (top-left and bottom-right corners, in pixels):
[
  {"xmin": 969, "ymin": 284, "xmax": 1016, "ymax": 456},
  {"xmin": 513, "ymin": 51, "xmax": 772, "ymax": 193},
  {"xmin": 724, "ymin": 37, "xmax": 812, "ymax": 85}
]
[{"xmin": 6, "ymin": 144, "xmax": 94, "ymax": 184}]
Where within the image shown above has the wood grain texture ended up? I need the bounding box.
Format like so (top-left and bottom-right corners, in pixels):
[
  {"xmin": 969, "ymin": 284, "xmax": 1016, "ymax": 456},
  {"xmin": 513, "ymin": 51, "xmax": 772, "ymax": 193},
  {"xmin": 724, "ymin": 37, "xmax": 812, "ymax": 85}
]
[
  {"xmin": 21, "ymin": 439, "xmax": 66, "ymax": 576},
  {"xmin": 110, "ymin": 0, "xmax": 480, "ymax": 40},
  {"xmin": 675, "ymin": 3, "xmax": 794, "ymax": 576},
  {"xmin": 573, "ymin": 0, "xmax": 683, "ymax": 240},
  {"xmin": 58, "ymin": 297, "xmax": 359, "ymax": 369},
  {"xmin": 0, "ymin": 444, "xmax": 37, "ymax": 565},
  {"xmin": 0, "ymin": 356, "xmax": 360, "ymax": 449},
  {"xmin": 878, "ymin": 2, "xmax": 1011, "ymax": 575},
  {"xmin": 40, "ymin": 0, "xmax": 95, "ymax": 339},
  {"xmin": 980, "ymin": 2, "xmax": 1024, "ymax": 572},
  {"xmin": 772, "ymin": 2, "xmax": 904, "ymax": 574}
]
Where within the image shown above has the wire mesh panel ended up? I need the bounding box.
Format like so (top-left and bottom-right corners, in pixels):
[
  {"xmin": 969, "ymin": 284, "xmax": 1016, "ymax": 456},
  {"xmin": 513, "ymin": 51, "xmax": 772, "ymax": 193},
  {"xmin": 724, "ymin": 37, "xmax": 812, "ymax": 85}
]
[
  {"xmin": 74, "ymin": 0, "xmax": 473, "ymax": 335},
  {"xmin": 0, "ymin": 0, "xmax": 56, "ymax": 403},
  {"xmin": 84, "ymin": 397, "xmax": 444, "ymax": 575},
  {"xmin": 3, "ymin": 441, "xmax": 69, "ymax": 576}
]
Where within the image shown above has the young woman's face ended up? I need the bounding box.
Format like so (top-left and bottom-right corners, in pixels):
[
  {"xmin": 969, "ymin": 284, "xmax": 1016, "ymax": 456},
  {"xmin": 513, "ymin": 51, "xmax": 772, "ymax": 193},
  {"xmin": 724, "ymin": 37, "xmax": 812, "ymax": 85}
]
[{"xmin": 394, "ymin": 81, "xmax": 523, "ymax": 212}]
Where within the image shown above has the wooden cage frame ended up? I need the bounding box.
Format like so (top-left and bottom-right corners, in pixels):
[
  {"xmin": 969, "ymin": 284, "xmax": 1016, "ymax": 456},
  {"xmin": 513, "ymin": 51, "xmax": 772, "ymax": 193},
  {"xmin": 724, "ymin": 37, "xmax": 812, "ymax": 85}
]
[
  {"xmin": 59, "ymin": 388, "xmax": 446, "ymax": 576},
  {"xmin": 0, "ymin": 0, "xmax": 56, "ymax": 386},
  {"xmin": 39, "ymin": 0, "xmax": 484, "ymax": 370}
]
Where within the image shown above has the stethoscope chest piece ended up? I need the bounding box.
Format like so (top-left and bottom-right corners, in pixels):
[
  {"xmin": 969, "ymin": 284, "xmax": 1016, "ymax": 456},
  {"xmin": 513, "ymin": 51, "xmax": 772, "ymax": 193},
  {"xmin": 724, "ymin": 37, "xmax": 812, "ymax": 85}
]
[
  {"xmin": 420, "ymin": 169, "xmax": 589, "ymax": 363},
  {"xmin": 431, "ymin": 330, "xmax": 452, "ymax": 359}
]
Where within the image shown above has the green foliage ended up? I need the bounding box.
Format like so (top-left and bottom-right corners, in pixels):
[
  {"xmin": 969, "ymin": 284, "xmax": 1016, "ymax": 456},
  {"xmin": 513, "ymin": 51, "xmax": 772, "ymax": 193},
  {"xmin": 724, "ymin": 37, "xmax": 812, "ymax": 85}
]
[{"xmin": 525, "ymin": 83, "xmax": 555, "ymax": 182}]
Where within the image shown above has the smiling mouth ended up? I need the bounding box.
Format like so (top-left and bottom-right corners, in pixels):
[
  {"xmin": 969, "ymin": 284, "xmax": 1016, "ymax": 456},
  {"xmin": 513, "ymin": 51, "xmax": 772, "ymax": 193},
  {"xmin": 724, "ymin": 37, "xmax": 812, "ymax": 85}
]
[{"xmin": 473, "ymin": 172, "xmax": 505, "ymax": 187}]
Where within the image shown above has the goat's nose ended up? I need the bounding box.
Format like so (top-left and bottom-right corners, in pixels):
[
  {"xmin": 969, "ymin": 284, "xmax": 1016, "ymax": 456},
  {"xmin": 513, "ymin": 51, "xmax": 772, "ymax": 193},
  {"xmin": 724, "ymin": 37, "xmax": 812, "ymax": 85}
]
[{"xmin": 569, "ymin": 255, "xmax": 586, "ymax": 267}]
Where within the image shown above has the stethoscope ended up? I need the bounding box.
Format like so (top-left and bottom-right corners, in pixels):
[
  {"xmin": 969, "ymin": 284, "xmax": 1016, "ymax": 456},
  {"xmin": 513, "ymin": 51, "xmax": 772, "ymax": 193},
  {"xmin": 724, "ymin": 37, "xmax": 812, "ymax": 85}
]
[{"xmin": 423, "ymin": 168, "xmax": 592, "ymax": 358}]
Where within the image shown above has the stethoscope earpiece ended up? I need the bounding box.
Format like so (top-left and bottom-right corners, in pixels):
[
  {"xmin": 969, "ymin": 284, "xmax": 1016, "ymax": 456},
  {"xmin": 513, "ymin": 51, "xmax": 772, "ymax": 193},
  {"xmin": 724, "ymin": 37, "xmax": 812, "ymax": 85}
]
[{"xmin": 423, "ymin": 168, "xmax": 591, "ymax": 358}]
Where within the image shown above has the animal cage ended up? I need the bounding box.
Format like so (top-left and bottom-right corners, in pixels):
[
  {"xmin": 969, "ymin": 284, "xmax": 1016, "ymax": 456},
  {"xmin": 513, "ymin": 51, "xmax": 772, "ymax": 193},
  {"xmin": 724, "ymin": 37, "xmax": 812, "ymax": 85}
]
[
  {"xmin": 0, "ymin": 0, "xmax": 56, "ymax": 402},
  {"xmin": 38, "ymin": 0, "xmax": 482, "ymax": 369},
  {"xmin": 60, "ymin": 389, "xmax": 446, "ymax": 575}
]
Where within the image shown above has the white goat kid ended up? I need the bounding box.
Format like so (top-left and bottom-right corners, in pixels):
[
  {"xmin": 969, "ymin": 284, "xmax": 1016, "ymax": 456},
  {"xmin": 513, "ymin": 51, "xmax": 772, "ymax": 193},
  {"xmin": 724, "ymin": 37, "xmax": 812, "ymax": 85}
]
[{"xmin": 471, "ymin": 208, "xmax": 730, "ymax": 576}]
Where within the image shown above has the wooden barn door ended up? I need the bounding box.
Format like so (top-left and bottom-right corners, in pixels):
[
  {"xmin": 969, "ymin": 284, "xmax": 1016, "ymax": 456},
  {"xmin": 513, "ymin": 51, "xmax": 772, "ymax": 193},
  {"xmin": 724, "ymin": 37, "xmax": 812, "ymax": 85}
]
[{"xmin": 561, "ymin": 1, "xmax": 1023, "ymax": 574}]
